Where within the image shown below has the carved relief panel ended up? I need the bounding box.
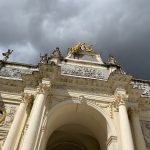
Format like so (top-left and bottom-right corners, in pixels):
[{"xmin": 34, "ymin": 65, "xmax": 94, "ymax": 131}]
[
  {"xmin": 0, "ymin": 102, "xmax": 17, "ymax": 143},
  {"xmin": 61, "ymin": 64, "xmax": 109, "ymax": 80}
]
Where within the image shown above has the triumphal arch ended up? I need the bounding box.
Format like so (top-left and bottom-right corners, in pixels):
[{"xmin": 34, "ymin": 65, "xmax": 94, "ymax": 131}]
[{"xmin": 0, "ymin": 43, "xmax": 150, "ymax": 150}]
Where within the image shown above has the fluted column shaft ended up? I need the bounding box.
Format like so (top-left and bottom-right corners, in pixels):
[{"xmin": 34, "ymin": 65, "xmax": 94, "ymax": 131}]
[
  {"xmin": 3, "ymin": 94, "xmax": 33, "ymax": 150},
  {"xmin": 21, "ymin": 81, "xmax": 51, "ymax": 150},
  {"xmin": 130, "ymin": 108, "xmax": 146, "ymax": 150}
]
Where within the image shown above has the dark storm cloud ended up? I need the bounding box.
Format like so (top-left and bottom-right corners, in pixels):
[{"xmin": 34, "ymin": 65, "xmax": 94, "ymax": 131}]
[{"xmin": 0, "ymin": 0, "xmax": 150, "ymax": 79}]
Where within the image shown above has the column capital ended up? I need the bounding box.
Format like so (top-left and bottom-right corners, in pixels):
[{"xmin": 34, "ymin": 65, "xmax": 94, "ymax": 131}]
[
  {"xmin": 21, "ymin": 93, "xmax": 34, "ymax": 104},
  {"xmin": 37, "ymin": 82, "xmax": 51, "ymax": 94},
  {"xmin": 113, "ymin": 88, "xmax": 128, "ymax": 110}
]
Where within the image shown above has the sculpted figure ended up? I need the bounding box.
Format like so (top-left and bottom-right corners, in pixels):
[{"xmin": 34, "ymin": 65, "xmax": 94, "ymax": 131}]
[
  {"xmin": 69, "ymin": 43, "xmax": 93, "ymax": 55},
  {"xmin": 69, "ymin": 43, "xmax": 81, "ymax": 54},
  {"xmin": 107, "ymin": 54, "xmax": 116, "ymax": 64},
  {"xmin": 2, "ymin": 49, "xmax": 13, "ymax": 61},
  {"xmin": 40, "ymin": 53, "xmax": 48, "ymax": 64},
  {"xmin": 51, "ymin": 47, "xmax": 61, "ymax": 58}
]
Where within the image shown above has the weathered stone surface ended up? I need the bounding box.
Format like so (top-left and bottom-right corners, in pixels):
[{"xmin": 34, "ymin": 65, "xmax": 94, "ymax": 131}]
[{"xmin": 141, "ymin": 120, "xmax": 150, "ymax": 147}]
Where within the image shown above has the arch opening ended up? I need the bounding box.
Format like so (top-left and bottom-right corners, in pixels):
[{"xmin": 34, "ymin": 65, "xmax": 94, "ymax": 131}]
[
  {"xmin": 46, "ymin": 124, "xmax": 100, "ymax": 150},
  {"xmin": 43, "ymin": 101, "xmax": 117, "ymax": 150}
]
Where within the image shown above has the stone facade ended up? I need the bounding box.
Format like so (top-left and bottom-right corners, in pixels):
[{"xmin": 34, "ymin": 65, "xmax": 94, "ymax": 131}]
[{"xmin": 0, "ymin": 44, "xmax": 150, "ymax": 150}]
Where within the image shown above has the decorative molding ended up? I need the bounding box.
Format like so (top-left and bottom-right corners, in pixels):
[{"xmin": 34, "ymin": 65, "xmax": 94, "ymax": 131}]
[
  {"xmin": 78, "ymin": 95, "xmax": 87, "ymax": 104},
  {"xmin": 112, "ymin": 88, "xmax": 128, "ymax": 110},
  {"xmin": 77, "ymin": 95, "xmax": 113, "ymax": 118},
  {"xmin": 88, "ymin": 99, "xmax": 113, "ymax": 118},
  {"xmin": 106, "ymin": 136, "xmax": 118, "ymax": 146},
  {"xmin": 37, "ymin": 83, "xmax": 51, "ymax": 94},
  {"xmin": 3, "ymin": 105, "xmax": 17, "ymax": 127},
  {"xmin": 21, "ymin": 93, "xmax": 34, "ymax": 104}
]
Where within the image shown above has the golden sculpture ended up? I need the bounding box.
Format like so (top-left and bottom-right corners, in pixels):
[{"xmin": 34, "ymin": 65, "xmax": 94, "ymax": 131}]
[{"xmin": 69, "ymin": 43, "xmax": 93, "ymax": 54}]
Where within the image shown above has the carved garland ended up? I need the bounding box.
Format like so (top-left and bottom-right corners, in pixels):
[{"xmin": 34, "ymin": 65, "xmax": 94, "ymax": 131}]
[{"xmin": 76, "ymin": 96, "xmax": 113, "ymax": 118}]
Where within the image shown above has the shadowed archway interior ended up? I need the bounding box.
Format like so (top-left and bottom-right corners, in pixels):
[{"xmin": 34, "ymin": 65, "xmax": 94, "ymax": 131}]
[
  {"xmin": 46, "ymin": 124, "xmax": 100, "ymax": 150},
  {"xmin": 45, "ymin": 103, "xmax": 111, "ymax": 150}
]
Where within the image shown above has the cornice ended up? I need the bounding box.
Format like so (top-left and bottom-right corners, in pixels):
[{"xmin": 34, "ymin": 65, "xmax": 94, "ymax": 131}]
[
  {"xmin": 0, "ymin": 60, "xmax": 38, "ymax": 69},
  {"xmin": 52, "ymin": 72, "xmax": 133, "ymax": 97}
]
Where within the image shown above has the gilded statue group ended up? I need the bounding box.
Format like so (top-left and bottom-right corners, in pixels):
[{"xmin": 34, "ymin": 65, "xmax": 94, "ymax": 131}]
[{"xmin": 68, "ymin": 43, "xmax": 93, "ymax": 55}]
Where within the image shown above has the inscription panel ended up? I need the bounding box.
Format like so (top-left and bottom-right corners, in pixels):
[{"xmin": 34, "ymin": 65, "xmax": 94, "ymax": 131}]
[{"xmin": 61, "ymin": 64, "xmax": 109, "ymax": 80}]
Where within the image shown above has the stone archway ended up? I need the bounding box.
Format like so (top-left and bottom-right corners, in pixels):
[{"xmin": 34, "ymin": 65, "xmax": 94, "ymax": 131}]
[{"xmin": 40, "ymin": 100, "xmax": 118, "ymax": 150}]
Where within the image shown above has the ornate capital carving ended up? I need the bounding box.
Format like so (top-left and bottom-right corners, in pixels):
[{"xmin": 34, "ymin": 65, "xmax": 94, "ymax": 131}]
[
  {"xmin": 112, "ymin": 88, "xmax": 128, "ymax": 110},
  {"xmin": 22, "ymin": 93, "xmax": 34, "ymax": 104},
  {"xmin": 37, "ymin": 82, "xmax": 51, "ymax": 94},
  {"xmin": 78, "ymin": 95, "xmax": 87, "ymax": 104},
  {"xmin": 115, "ymin": 94, "xmax": 128, "ymax": 106}
]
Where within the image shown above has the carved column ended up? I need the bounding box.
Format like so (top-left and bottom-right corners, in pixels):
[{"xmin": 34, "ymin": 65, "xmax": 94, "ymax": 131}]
[
  {"xmin": 21, "ymin": 80, "xmax": 51, "ymax": 150},
  {"xmin": 129, "ymin": 107, "xmax": 146, "ymax": 150},
  {"xmin": 114, "ymin": 88, "xmax": 134, "ymax": 150},
  {"xmin": 3, "ymin": 94, "xmax": 33, "ymax": 150}
]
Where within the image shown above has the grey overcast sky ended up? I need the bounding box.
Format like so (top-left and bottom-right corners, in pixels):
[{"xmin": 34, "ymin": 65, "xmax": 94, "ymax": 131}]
[{"xmin": 0, "ymin": 0, "xmax": 150, "ymax": 80}]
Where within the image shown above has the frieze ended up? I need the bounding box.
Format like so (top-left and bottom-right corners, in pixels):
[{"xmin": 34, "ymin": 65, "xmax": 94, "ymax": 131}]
[
  {"xmin": 61, "ymin": 64, "xmax": 109, "ymax": 80},
  {"xmin": 0, "ymin": 67, "xmax": 34, "ymax": 79},
  {"xmin": 0, "ymin": 104, "xmax": 17, "ymax": 128},
  {"xmin": 131, "ymin": 81, "xmax": 150, "ymax": 97},
  {"xmin": 76, "ymin": 96, "xmax": 113, "ymax": 118}
]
